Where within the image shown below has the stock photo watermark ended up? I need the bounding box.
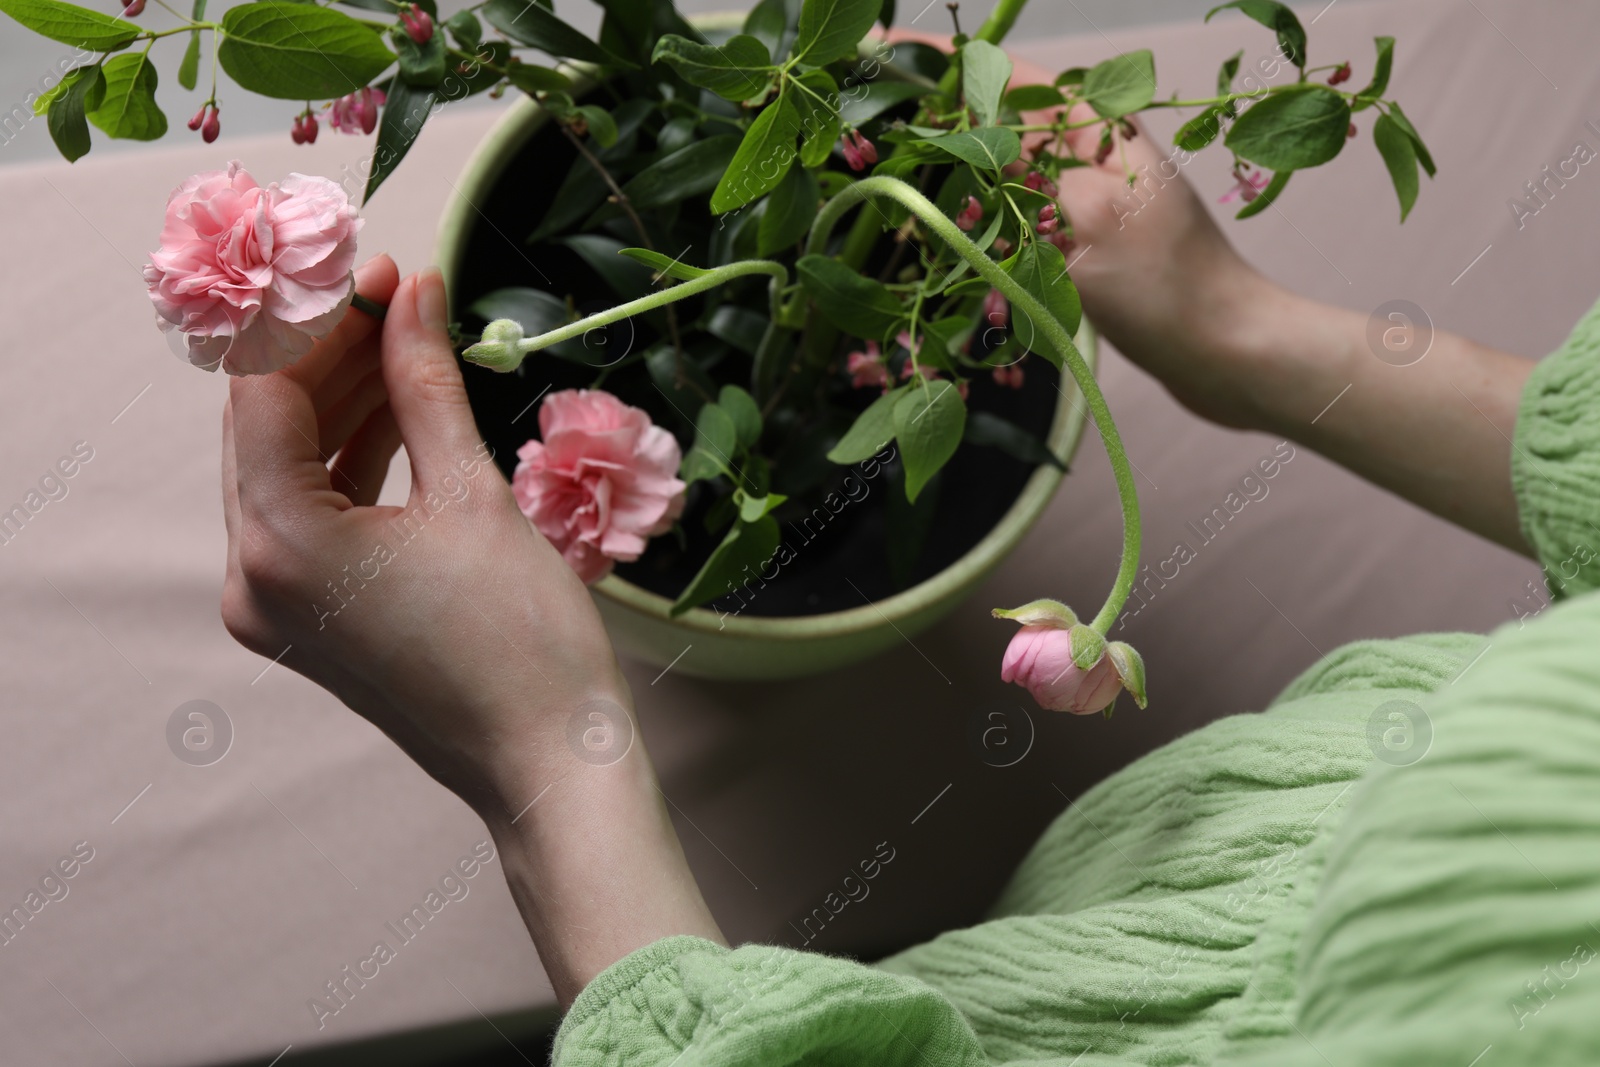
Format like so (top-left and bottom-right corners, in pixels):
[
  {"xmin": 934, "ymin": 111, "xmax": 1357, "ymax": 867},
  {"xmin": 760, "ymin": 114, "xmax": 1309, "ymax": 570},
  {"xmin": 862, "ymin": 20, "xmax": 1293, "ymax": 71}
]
[
  {"xmin": 788, "ymin": 839, "xmax": 897, "ymax": 946},
  {"xmin": 969, "ymin": 703, "xmax": 1035, "ymax": 768},
  {"xmin": 0, "ymin": 840, "xmax": 96, "ymax": 949},
  {"xmin": 1365, "ymin": 698, "xmax": 1432, "ymax": 767},
  {"xmin": 1366, "ymin": 300, "xmax": 1433, "ymax": 367},
  {"xmin": 166, "ymin": 700, "xmax": 233, "ymax": 767},
  {"xmin": 0, "ymin": 440, "xmax": 94, "ymax": 548},
  {"xmin": 307, "ymin": 841, "xmax": 498, "ymax": 1029}
]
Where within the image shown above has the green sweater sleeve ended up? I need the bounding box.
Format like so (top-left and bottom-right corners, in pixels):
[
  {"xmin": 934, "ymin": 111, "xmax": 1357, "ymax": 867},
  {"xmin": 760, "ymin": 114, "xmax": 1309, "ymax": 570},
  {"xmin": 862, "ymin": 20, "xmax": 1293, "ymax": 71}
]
[
  {"xmin": 552, "ymin": 935, "xmax": 987, "ymax": 1066},
  {"xmin": 1512, "ymin": 295, "xmax": 1600, "ymax": 596}
]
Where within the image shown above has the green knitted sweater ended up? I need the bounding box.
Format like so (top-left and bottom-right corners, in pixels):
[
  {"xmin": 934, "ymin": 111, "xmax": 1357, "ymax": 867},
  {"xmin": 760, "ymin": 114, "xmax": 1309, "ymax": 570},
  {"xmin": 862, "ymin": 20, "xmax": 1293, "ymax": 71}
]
[{"xmin": 554, "ymin": 296, "xmax": 1600, "ymax": 1066}]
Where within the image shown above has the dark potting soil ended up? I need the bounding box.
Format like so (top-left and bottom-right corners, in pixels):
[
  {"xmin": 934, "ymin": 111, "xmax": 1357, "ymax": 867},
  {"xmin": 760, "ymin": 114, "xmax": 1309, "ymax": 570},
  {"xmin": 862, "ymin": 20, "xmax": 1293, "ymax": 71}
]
[{"xmin": 452, "ymin": 109, "xmax": 1063, "ymax": 618}]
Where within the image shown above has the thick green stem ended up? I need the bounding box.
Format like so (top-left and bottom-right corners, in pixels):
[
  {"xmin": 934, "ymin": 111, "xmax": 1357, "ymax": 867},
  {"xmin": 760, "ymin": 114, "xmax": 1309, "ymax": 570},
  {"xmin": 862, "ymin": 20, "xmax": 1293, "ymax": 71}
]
[
  {"xmin": 807, "ymin": 176, "xmax": 1140, "ymax": 633},
  {"xmin": 502, "ymin": 261, "xmax": 788, "ymax": 356}
]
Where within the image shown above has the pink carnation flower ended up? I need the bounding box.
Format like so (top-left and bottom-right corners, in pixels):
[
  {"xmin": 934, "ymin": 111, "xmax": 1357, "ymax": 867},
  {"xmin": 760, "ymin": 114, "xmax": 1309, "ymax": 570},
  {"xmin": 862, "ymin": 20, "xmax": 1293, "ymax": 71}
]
[
  {"xmin": 144, "ymin": 161, "xmax": 360, "ymax": 375},
  {"xmin": 512, "ymin": 390, "xmax": 688, "ymax": 585}
]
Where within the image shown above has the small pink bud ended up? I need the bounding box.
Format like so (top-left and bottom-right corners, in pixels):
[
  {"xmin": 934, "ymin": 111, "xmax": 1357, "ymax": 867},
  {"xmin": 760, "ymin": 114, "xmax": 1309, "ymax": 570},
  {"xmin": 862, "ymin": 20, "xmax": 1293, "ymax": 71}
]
[
  {"xmin": 302, "ymin": 111, "xmax": 318, "ymax": 144},
  {"xmin": 851, "ymin": 129, "xmax": 878, "ymax": 166},
  {"xmin": 1037, "ymin": 217, "xmax": 1059, "ymax": 236},
  {"xmin": 840, "ymin": 134, "xmax": 865, "ymax": 171},
  {"xmin": 1000, "ymin": 626, "xmax": 1122, "ymax": 714},
  {"xmin": 1039, "ymin": 203, "xmax": 1056, "ymax": 223},
  {"xmin": 187, "ymin": 105, "xmax": 207, "ymax": 132},
  {"xmin": 200, "ymin": 105, "xmax": 219, "ymax": 143},
  {"xmin": 1328, "ymin": 62, "xmax": 1352, "ymax": 86},
  {"xmin": 290, "ymin": 116, "xmax": 306, "ymax": 145},
  {"xmin": 1093, "ymin": 137, "xmax": 1114, "ymax": 165},
  {"xmin": 982, "ymin": 288, "xmax": 1008, "ymax": 327},
  {"xmin": 1347, "ymin": 122, "xmax": 1357, "ymax": 139},
  {"xmin": 121, "ymin": 0, "xmax": 144, "ymax": 15},
  {"xmin": 956, "ymin": 195, "xmax": 983, "ymax": 232},
  {"xmin": 401, "ymin": 3, "xmax": 434, "ymax": 44}
]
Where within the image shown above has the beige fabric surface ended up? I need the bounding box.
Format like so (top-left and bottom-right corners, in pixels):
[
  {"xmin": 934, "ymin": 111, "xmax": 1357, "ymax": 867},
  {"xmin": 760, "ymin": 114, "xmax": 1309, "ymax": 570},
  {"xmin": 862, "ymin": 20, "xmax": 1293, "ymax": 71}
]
[{"xmin": 1, "ymin": 0, "xmax": 1594, "ymax": 1063}]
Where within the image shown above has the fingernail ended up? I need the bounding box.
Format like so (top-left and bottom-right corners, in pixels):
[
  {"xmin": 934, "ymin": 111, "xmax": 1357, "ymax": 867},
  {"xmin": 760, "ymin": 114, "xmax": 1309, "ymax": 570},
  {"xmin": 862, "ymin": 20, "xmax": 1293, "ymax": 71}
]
[{"xmin": 417, "ymin": 267, "xmax": 447, "ymax": 331}]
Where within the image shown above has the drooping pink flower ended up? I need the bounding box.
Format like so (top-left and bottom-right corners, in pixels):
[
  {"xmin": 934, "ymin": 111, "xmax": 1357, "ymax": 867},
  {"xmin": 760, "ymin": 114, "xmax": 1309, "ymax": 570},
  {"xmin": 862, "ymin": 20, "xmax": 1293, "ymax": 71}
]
[
  {"xmin": 1023, "ymin": 170, "xmax": 1058, "ymax": 198},
  {"xmin": 290, "ymin": 111, "xmax": 319, "ymax": 145},
  {"xmin": 846, "ymin": 341, "xmax": 888, "ymax": 390},
  {"xmin": 1219, "ymin": 166, "xmax": 1269, "ymax": 204},
  {"xmin": 955, "ymin": 195, "xmax": 983, "ymax": 231},
  {"xmin": 1036, "ymin": 202, "xmax": 1059, "ymax": 236},
  {"xmin": 328, "ymin": 87, "xmax": 386, "ymax": 135},
  {"xmin": 143, "ymin": 161, "xmax": 362, "ymax": 375},
  {"xmin": 512, "ymin": 390, "xmax": 687, "ymax": 585},
  {"xmin": 1001, "ymin": 626, "xmax": 1122, "ymax": 714},
  {"xmin": 1328, "ymin": 62, "xmax": 1352, "ymax": 86},
  {"xmin": 849, "ymin": 129, "xmax": 877, "ymax": 166}
]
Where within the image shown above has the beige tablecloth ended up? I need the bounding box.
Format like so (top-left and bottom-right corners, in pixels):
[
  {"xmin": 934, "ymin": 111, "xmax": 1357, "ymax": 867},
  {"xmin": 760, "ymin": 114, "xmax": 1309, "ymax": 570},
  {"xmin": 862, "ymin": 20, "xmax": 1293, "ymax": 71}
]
[{"xmin": 2, "ymin": 0, "xmax": 1595, "ymax": 1063}]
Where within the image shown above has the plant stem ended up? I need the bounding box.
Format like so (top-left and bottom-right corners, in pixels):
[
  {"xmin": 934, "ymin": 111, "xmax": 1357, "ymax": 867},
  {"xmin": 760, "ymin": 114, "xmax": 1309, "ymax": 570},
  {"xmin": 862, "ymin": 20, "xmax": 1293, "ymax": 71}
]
[
  {"xmin": 806, "ymin": 176, "xmax": 1141, "ymax": 633},
  {"xmin": 501, "ymin": 261, "xmax": 789, "ymax": 357}
]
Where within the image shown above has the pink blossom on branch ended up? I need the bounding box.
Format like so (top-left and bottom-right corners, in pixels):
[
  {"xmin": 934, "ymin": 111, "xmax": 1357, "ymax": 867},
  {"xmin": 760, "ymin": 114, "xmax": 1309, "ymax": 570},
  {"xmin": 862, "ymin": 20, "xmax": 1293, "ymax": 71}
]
[
  {"xmin": 1219, "ymin": 166, "xmax": 1269, "ymax": 204},
  {"xmin": 846, "ymin": 341, "xmax": 889, "ymax": 390},
  {"xmin": 143, "ymin": 161, "xmax": 361, "ymax": 375},
  {"xmin": 512, "ymin": 390, "xmax": 688, "ymax": 585},
  {"xmin": 328, "ymin": 87, "xmax": 386, "ymax": 135}
]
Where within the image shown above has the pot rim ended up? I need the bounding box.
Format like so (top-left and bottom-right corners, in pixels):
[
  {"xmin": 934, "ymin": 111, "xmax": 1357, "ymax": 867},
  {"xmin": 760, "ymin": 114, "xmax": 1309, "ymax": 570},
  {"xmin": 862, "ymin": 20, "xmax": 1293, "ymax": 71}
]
[{"xmin": 436, "ymin": 51, "xmax": 1097, "ymax": 643}]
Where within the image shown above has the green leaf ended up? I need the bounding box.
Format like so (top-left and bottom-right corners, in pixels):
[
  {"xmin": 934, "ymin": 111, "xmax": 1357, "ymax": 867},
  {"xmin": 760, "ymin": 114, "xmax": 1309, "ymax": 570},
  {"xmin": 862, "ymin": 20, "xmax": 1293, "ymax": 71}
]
[
  {"xmin": 576, "ymin": 104, "xmax": 618, "ymax": 148},
  {"xmin": 647, "ymin": 345, "xmax": 718, "ymax": 423},
  {"xmin": 796, "ymin": 254, "xmax": 903, "ymax": 340},
  {"xmin": 961, "ymin": 39, "xmax": 1011, "ymax": 127},
  {"xmin": 1234, "ymin": 168, "xmax": 1290, "ymax": 219},
  {"xmin": 682, "ymin": 402, "xmax": 738, "ymax": 483},
  {"xmin": 837, "ymin": 79, "xmax": 924, "ymax": 127},
  {"xmin": 1352, "ymin": 36, "xmax": 1393, "ymax": 111},
  {"xmin": 965, "ymin": 411, "xmax": 1065, "ymax": 470},
  {"xmin": 178, "ymin": 1, "xmax": 207, "ymax": 90},
  {"xmin": 827, "ymin": 386, "xmax": 904, "ymax": 464},
  {"xmin": 483, "ymin": 0, "xmax": 635, "ymax": 68},
  {"xmin": 915, "ymin": 126, "xmax": 1020, "ymax": 172},
  {"xmin": 670, "ymin": 515, "xmax": 780, "ymax": 616},
  {"xmin": 793, "ymin": 0, "xmax": 882, "ymax": 65},
  {"xmin": 622, "ymin": 134, "xmax": 741, "ymax": 210},
  {"xmin": 792, "ymin": 69, "xmax": 840, "ymax": 168},
  {"xmin": 711, "ymin": 93, "xmax": 801, "ymax": 214},
  {"xmin": 505, "ymin": 63, "xmax": 573, "ymax": 94},
  {"xmin": 1174, "ymin": 104, "xmax": 1229, "ymax": 152},
  {"xmin": 738, "ymin": 490, "xmax": 786, "ymax": 522},
  {"xmin": 364, "ymin": 77, "xmax": 436, "ymax": 203},
  {"xmin": 46, "ymin": 64, "xmax": 101, "ymax": 162},
  {"xmin": 445, "ymin": 9, "xmax": 481, "ymax": 50},
  {"xmin": 457, "ymin": 40, "xmax": 511, "ymax": 97},
  {"xmin": 0, "ymin": 0, "xmax": 136, "ymax": 50},
  {"xmin": 893, "ymin": 380, "xmax": 965, "ymax": 503},
  {"xmin": 618, "ymin": 247, "xmax": 711, "ymax": 282},
  {"xmin": 1225, "ymin": 87, "xmax": 1349, "ymax": 171},
  {"xmin": 86, "ymin": 53, "xmax": 165, "ymax": 141},
  {"xmin": 1005, "ymin": 84, "xmax": 1066, "ymax": 111},
  {"xmin": 1004, "ymin": 240, "xmax": 1081, "ymax": 354},
  {"xmin": 708, "ymin": 306, "xmax": 769, "ymax": 356},
  {"xmin": 1068, "ymin": 623, "xmax": 1105, "ymax": 669},
  {"xmin": 396, "ymin": 31, "xmax": 447, "ymax": 87},
  {"xmin": 1205, "ymin": 0, "xmax": 1306, "ymax": 69},
  {"xmin": 219, "ymin": 2, "xmax": 394, "ymax": 100},
  {"xmin": 743, "ymin": 0, "xmax": 799, "ymax": 58},
  {"xmin": 1372, "ymin": 113, "xmax": 1418, "ymax": 222},
  {"xmin": 1081, "ymin": 49, "xmax": 1156, "ymax": 120},
  {"xmin": 719, "ymin": 385, "xmax": 763, "ymax": 448},
  {"xmin": 1217, "ymin": 49, "xmax": 1242, "ymax": 95},
  {"xmin": 1054, "ymin": 66, "xmax": 1087, "ymax": 87},
  {"xmin": 758, "ymin": 164, "xmax": 819, "ymax": 256},
  {"xmin": 1385, "ymin": 102, "xmax": 1435, "ymax": 177},
  {"xmin": 651, "ymin": 33, "xmax": 773, "ymax": 101}
]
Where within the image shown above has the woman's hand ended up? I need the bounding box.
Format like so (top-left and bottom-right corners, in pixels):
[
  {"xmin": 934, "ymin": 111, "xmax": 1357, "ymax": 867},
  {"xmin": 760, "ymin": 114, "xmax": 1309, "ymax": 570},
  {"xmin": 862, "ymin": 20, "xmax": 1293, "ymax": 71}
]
[
  {"xmin": 221, "ymin": 260, "xmax": 723, "ymax": 1002},
  {"xmin": 1045, "ymin": 108, "xmax": 1534, "ymax": 553}
]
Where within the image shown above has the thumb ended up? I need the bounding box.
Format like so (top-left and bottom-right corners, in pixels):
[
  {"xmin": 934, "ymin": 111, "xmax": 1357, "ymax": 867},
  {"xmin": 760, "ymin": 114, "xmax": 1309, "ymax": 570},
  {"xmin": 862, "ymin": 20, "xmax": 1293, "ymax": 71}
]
[{"xmin": 382, "ymin": 268, "xmax": 484, "ymax": 489}]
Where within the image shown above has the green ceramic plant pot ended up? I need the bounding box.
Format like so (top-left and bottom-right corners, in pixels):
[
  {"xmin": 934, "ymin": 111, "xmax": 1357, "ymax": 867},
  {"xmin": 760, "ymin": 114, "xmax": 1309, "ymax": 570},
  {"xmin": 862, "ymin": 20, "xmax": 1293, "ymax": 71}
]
[{"xmin": 436, "ymin": 28, "xmax": 1098, "ymax": 681}]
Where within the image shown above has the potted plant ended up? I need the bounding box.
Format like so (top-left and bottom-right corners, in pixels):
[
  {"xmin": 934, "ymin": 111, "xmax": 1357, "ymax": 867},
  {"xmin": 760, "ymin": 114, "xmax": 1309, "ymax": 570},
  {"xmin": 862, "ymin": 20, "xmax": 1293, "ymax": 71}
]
[{"xmin": 8, "ymin": 0, "xmax": 1431, "ymax": 687}]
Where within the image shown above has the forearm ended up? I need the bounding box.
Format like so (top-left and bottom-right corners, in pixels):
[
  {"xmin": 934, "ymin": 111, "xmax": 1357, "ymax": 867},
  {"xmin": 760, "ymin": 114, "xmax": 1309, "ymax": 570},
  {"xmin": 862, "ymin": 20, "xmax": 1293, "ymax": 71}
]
[
  {"xmin": 479, "ymin": 707, "xmax": 726, "ymax": 1008},
  {"xmin": 1209, "ymin": 276, "xmax": 1535, "ymax": 554}
]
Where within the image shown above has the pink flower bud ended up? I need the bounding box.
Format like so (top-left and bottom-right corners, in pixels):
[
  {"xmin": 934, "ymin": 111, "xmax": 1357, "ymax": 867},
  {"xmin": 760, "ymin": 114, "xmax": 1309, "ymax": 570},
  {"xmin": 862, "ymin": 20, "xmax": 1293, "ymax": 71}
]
[
  {"xmin": 956, "ymin": 195, "xmax": 983, "ymax": 232},
  {"xmin": 850, "ymin": 129, "xmax": 878, "ymax": 166},
  {"xmin": 302, "ymin": 111, "xmax": 318, "ymax": 143},
  {"xmin": 401, "ymin": 3, "xmax": 434, "ymax": 45},
  {"xmin": 200, "ymin": 105, "xmax": 220, "ymax": 144},
  {"xmin": 1347, "ymin": 122, "xmax": 1357, "ymax": 139},
  {"xmin": 840, "ymin": 134, "xmax": 865, "ymax": 171},
  {"xmin": 1093, "ymin": 136, "xmax": 1114, "ymax": 165},
  {"xmin": 121, "ymin": 0, "xmax": 145, "ymax": 15},
  {"xmin": 187, "ymin": 105, "xmax": 206, "ymax": 132},
  {"xmin": 1328, "ymin": 62, "xmax": 1352, "ymax": 86},
  {"xmin": 1037, "ymin": 217, "xmax": 1059, "ymax": 236},
  {"xmin": 845, "ymin": 341, "xmax": 888, "ymax": 390},
  {"xmin": 982, "ymin": 288, "xmax": 1008, "ymax": 327},
  {"xmin": 290, "ymin": 116, "xmax": 306, "ymax": 145},
  {"xmin": 1001, "ymin": 626, "xmax": 1122, "ymax": 714}
]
